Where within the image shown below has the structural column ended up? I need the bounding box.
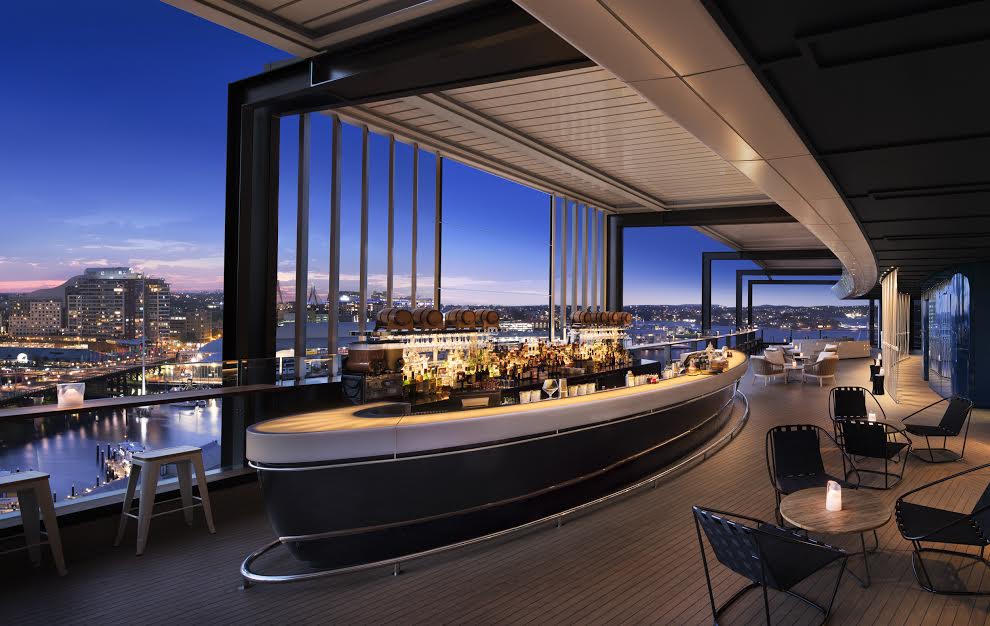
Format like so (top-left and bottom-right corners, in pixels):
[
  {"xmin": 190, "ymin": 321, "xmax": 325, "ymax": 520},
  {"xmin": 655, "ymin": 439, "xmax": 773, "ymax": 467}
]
[
  {"xmin": 358, "ymin": 126, "xmax": 369, "ymax": 333},
  {"xmin": 548, "ymin": 195, "xmax": 556, "ymax": 341},
  {"xmin": 701, "ymin": 252, "xmax": 713, "ymax": 332},
  {"xmin": 869, "ymin": 298, "xmax": 877, "ymax": 348},
  {"xmin": 328, "ymin": 115, "xmax": 342, "ymax": 376},
  {"xmin": 293, "ymin": 113, "xmax": 311, "ymax": 381},
  {"xmin": 560, "ymin": 198, "xmax": 569, "ymax": 337},
  {"xmin": 411, "ymin": 145, "xmax": 418, "ymax": 307},
  {"xmin": 591, "ymin": 209, "xmax": 599, "ymax": 312},
  {"xmin": 606, "ymin": 214, "xmax": 622, "ymax": 310},
  {"xmin": 571, "ymin": 202, "xmax": 579, "ymax": 315},
  {"xmin": 386, "ymin": 135, "xmax": 395, "ymax": 306},
  {"xmin": 434, "ymin": 154, "xmax": 442, "ymax": 308}
]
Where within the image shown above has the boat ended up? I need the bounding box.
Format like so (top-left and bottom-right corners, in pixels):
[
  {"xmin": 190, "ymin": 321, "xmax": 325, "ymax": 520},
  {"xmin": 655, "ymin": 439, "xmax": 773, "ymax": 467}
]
[{"xmin": 169, "ymin": 383, "xmax": 208, "ymax": 408}]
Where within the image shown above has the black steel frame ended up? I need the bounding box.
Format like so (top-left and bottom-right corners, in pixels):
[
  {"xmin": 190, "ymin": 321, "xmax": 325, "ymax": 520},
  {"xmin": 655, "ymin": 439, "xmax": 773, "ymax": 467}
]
[
  {"xmin": 700, "ymin": 250, "xmax": 837, "ymax": 331},
  {"xmin": 896, "ymin": 463, "xmax": 990, "ymax": 595},
  {"xmin": 220, "ymin": 1, "xmax": 593, "ymax": 465},
  {"xmin": 835, "ymin": 419, "xmax": 911, "ymax": 490},
  {"xmin": 693, "ymin": 506, "xmax": 848, "ymax": 625},
  {"xmin": 901, "ymin": 396, "xmax": 974, "ymax": 464},
  {"xmin": 746, "ymin": 280, "xmax": 839, "ymax": 328},
  {"xmin": 735, "ymin": 270, "xmax": 842, "ymax": 329}
]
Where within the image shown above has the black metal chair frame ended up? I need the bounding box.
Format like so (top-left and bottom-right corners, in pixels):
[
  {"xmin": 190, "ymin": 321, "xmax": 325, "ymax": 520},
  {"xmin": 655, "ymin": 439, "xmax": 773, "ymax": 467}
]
[
  {"xmin": 896, "ymin": 463, "xmax": 990, "ymax": 595},
  {"xmin": 901, "ymin": 396, "xmax": 974, "ymax": 463},
  {"xmin": 766, "ymin": 424, "xmax": 862, "ymax": 526},
  {"xmin": 828, "ymin": 386, "xmax": 886, "ymax": 445},
  {"xmin": 693, "ymin": 507, "xmax": 848, "ymax": 625},
  {"xmin": 836, "ymin": 419, "xmax": 911, "ymax": 490}
]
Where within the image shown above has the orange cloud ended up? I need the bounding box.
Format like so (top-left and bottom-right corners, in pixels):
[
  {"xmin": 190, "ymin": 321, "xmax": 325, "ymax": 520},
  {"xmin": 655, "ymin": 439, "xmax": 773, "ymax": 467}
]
[{"xmin": 0, "ymin": 279, "xmax": 65, "ymax": 293}]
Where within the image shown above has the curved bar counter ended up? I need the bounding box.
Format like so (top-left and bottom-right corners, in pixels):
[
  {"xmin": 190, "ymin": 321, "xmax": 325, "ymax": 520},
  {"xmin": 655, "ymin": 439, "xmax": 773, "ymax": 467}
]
[{"xmin": 247, "ymin": 353, "xmax": 747, "ymax": 569}]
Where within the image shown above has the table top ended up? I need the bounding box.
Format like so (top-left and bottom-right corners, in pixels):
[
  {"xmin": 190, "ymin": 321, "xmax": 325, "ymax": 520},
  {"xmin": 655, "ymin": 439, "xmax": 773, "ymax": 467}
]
[
  {"xmin": 837, "ymin": 417, "xmax": 905, "ymax": 431},
  {"xmin": 780, "ymin": 488, "xmax": 891, "ymax": 534},
  {"xmin": 784, "ymin": 363, "xmax": 805, "ymax": 370}
]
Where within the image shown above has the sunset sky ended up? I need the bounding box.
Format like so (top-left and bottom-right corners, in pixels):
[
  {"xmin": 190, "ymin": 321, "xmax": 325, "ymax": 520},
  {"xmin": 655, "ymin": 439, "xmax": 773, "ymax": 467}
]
[{"xmin": 0, "ymin": 1, "xmax": 857, "ymax": 307}]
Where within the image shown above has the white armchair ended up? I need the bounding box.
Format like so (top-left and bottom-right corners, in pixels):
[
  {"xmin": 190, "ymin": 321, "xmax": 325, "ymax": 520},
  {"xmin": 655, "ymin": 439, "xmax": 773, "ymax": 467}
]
[
  {"xmin": 803, "ymin": 354, "xmax": 839, "ymax": 387},
  {"xmin": 751, "ymin": 356, "xmax": 785, "ymax": 385}
]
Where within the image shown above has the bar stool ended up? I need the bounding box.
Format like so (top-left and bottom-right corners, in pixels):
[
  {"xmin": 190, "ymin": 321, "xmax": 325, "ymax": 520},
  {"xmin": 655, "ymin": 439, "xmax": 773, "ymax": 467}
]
[
  {"xmin": 0, "ymin": 471, "xmax": 67, "ymax": 575},
  {"xmin": 114, "ymin": 445, "xmax": 216, "ymax": 555}
]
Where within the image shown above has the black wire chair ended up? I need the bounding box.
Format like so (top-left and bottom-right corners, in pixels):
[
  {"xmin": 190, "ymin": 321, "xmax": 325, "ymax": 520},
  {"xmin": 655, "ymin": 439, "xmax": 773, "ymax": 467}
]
[
  {"xmin": 901, "ymin": 396, "xmax": 974, "ymax": 463},
  {"xmin": 835, "ymin": 419, "xmax": 911, "ymax": 489},
  {"xmin": 766, "ymin": 425, "xmax": 861, "ymax": 525},
  {"xmin": 693, "ymin": 506, "xmax": 849, "ymax": 625},
  {"xmin": 828, "ymin": 386, "xmax": 886, "ymax": 445},
  {"xmin": 895, "ymin": 463, "xmax": 990, "ymax": 595}
]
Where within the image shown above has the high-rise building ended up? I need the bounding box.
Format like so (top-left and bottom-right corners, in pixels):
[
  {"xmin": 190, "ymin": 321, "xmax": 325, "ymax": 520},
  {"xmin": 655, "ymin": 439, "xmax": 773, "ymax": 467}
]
[
  {"xmin": 64, "ymin": 267, "xmax": 171, "ymax": 343},
  {"xmin": 8, "ymin": 300, "xmax": 62, "ymax": 338}
]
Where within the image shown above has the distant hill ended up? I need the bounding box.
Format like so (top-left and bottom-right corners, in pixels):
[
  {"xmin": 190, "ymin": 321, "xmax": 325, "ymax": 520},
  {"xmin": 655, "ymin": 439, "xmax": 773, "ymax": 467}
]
[{"xmin": 15, "ymin": 275, "xmax": 83, "ymax": 300}]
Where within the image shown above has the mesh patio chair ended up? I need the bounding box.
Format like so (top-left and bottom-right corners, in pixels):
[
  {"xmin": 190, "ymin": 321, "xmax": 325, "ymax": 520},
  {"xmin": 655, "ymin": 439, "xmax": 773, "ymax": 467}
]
[
  {"xmin": 828, "ymin": 386, "xmax": 886, "ymax": 445},
  {"xmin": 836, "ymin": 419, "xmax": 911, "ymax": 489},
  {"xmin": 766, "ymin": 424, "xmax": 861, "ymax": 525},
  {"xmin": 896, "ymin": 463, "xmax": 990, "ymax": 595},
  {"xmin": 693, "ymin": 506, "xmax": 849, "ymax": 625},
  {"xmin": 901, "ymin": 396, "xmax": 974, "ymax": 463}
]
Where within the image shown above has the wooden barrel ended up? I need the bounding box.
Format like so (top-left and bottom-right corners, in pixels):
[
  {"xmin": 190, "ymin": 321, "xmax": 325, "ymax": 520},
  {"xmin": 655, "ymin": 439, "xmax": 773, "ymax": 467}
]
[
  {"xmin": 571, "ymin": 310, "xmax": 590, "ymax": 325},
  {"xmin": 621, "ymin": 312, "xmax": 634, "ymax": 326},
  {"xmin": 474, "ymin": 309, "xmax": 500, "ymax": 328},
  {"xmin": 411, "ymin": 306, "xmax": 444, "ymax": 329},
  {"xmin": 376, "ymin": 307, "xmax": 413, "ymax": 329},
  {"xmin": 593, "ymin": 311, "xmax": 609, "ymax": 325},
  {"xmin": 445, "ymin": 308, "xmax": 477, "ymax": 328}
]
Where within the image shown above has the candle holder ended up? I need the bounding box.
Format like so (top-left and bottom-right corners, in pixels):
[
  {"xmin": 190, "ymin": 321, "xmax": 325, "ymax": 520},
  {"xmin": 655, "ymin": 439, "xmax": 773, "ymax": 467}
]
[
  {"xmin": 826, "ymin": 480, "xmax": 842, "ymax": 512},
  {"xmin": 57, "ymin": 383, "xmax": 86, "ymax": 408}
]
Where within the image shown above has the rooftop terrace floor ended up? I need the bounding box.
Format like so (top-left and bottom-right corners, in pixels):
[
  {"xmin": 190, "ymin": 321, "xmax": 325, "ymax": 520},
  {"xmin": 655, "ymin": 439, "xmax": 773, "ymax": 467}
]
[{"xmin": 7, "ymin": 355, "xmax": 990, "ymax": 625}]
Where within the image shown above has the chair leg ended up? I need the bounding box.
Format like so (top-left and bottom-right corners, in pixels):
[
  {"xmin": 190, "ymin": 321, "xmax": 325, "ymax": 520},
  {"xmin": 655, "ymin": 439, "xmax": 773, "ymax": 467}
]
[
  {"xmin": 190, "ymin": 454, "xmax": 216, "ymax": 534},
  {"xmin": 911, "ymin": 544, "xmax": 990, "ymax": 595},
  {"xmin": 176, "ymin": 461, "xmax": 194, "ymax": 526},
  {"xmin": 115, "ymin": 463, "xmax": 141, "ymax": 547},
  {"xmin": 36, "ymin": 483, "xmax": 67, "ymax": 576},
  {"xmin": 17, "ymin": 487, "xmax": 41, "ymax": 567},
  {"xmin": 762, "ymin": 582, "xmax": 771, "ymax": 625},
  {"xmin": 136, "ymin": 461, "xmax": 160, "ymax": 556}
]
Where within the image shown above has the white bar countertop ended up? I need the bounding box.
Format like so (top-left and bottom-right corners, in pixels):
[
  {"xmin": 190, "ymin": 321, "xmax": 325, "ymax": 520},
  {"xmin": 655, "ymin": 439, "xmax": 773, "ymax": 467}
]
[{"xmin": 247, "ymin": 353, "xmax": 747, "ymax": 464}]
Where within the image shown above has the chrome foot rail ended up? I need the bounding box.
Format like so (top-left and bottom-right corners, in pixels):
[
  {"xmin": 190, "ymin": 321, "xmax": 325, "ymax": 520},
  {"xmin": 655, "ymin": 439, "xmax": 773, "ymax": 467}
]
[{"xmin": 240, "ymin": 387, "xmax": 750, "ymax": 588}]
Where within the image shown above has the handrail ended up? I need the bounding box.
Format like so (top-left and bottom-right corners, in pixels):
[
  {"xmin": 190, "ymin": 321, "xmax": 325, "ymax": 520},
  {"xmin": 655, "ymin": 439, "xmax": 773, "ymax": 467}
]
[
  {"xmin": 240, "ymin": 386, "xmax": 750, "ymax": 586},
  {"xmin": 0, "ymin": 383, "xmax": 293, "ymax": 421}
]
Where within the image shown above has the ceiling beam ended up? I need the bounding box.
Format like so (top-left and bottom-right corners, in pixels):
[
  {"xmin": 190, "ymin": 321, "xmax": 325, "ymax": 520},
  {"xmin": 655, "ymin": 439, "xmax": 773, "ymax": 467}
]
[
  {"xmin": 407, "ymin": 92, "xmax": 670, "ymax": 212},
  {"xmin": 618, "ymin": 204, "xmax": 795, "ymax": 227}
]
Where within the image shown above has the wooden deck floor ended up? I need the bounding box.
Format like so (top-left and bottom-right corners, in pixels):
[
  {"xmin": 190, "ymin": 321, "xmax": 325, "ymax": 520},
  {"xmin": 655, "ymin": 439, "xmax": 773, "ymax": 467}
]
[{"xmin": 6, "ymin": 356, "xmax": 990, "ymax": 625}]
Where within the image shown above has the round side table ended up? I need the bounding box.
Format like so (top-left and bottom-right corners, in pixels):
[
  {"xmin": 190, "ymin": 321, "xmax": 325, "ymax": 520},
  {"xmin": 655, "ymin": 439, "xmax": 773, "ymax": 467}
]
[{"xmin": 779, "ymin": 488, "xmax": 891, "ymax": 587}]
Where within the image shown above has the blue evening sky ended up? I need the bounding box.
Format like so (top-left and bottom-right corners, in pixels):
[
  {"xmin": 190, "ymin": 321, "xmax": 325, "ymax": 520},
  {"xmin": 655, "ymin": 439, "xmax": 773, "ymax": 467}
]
[{"xmin": 0, "ymin": 0, "xmax": 856, "ymax": 307}]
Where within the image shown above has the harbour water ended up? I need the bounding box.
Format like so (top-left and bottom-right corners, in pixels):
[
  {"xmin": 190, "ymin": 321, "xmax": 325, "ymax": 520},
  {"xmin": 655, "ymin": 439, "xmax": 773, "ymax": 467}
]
[{"xmin": 0, "ymin": 402, "xmax": 221, "ymax": 506}]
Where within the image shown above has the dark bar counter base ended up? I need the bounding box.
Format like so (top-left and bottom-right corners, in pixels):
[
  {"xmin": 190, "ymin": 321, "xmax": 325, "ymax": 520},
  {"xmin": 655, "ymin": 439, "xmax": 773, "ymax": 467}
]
[{"xmin": 255, "ymin": 382, "xmax": 736, "ymax": 568}]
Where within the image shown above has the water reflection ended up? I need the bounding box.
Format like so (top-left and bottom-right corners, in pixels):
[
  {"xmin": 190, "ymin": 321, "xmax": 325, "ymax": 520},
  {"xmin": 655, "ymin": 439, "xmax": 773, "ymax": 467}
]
[{"xmin": 0, "ymin": 402, "xmax": 221, "ymax": 503}]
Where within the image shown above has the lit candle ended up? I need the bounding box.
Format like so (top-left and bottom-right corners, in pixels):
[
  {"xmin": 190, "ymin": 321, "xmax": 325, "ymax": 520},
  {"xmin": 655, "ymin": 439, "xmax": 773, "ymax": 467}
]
[
  {"xmin": 868, "ymin": 412, "xmax": 877, "ymax": 422},
  {"xmin": 826, "ymin": 480, "xmax": 842, "ymax": 512},
  {"xmin": 59, "ymin": 388, "xmax": 84, "ymax": 408}
]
